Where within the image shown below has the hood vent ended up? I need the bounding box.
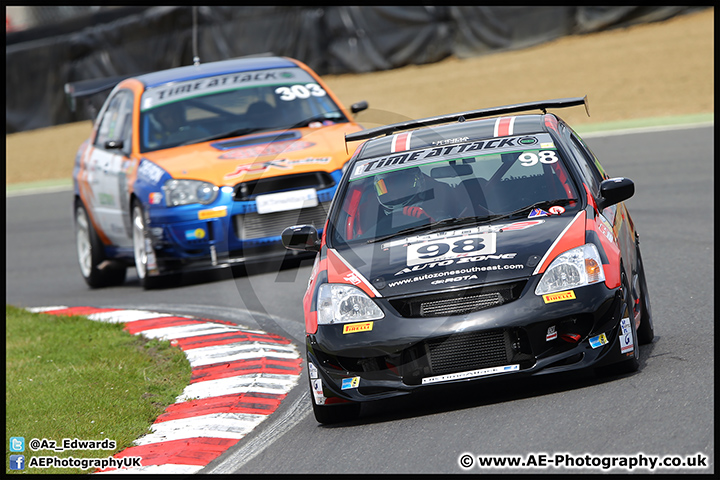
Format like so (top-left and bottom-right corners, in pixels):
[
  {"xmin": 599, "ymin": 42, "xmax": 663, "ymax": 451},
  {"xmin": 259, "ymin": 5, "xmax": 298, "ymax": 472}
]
[{"xmin": 212, "ymin": 131, "xmax": 300, "ymax": 150}]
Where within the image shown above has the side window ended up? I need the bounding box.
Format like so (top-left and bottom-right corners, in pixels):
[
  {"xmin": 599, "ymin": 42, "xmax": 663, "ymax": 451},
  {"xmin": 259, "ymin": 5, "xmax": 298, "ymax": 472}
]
[
  {"xmin": 94, "ymin": 90, "xmax": 133, "ymax": 152},
  {"xmin": 560, "ymin": 124, "xmax": 604, "ymax": 196}
]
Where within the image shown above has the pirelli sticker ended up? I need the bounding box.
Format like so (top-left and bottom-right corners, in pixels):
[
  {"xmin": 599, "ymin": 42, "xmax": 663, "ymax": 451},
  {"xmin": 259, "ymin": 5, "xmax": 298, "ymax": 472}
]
[
  {"xmin": 542, "ymin": 290, "xmax": 576, "ymax": 304},
  {"xmin": 342, "ymin": 321, "xmax": 374, "ymax": 334},
  {"xmin": 198, "ymin": 206, "xmax": 227, "ymax": 220}
]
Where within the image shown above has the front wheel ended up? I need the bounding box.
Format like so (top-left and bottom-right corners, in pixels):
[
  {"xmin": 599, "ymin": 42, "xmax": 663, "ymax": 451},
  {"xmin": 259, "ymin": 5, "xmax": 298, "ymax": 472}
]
[
  {"xmin": 131, "ymin": 201, "xmax": 174, "ymax": 289},
  {"xmin": 635, "ymin": 246, "xmax": 654, "ymax": 344},
  {"xmin": 596, "ymin": 271, "xmax": 639, "ymax": 376},
  {"xmin": 75, "ymin": 201, "xmax": 126, "ymax": 288}
]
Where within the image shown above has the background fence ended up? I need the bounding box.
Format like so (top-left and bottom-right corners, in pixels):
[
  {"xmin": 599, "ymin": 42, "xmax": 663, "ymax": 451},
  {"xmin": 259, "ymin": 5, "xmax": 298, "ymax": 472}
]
[{"xmin": 5, "ymin": 6, "xmax": 704, "ymax": 133}]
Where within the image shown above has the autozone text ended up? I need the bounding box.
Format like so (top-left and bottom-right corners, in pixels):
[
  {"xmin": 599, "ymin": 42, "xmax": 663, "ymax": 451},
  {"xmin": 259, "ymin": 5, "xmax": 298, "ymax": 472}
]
[
  {"xmin": 390, "ymin": 261, "xmax": 524, "ymax": 285},
  {"xmin": 352, "ymin": 135, "xmax": 543, "ymax": 178},
  {"xmin": 394, "ymin": 253, "xmax": 519, "ymax": 276}
]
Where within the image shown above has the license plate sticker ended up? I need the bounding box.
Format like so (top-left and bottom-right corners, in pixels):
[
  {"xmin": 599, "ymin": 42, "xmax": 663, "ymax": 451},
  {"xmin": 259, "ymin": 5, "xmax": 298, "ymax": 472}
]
[
  {"xmin": 422, "ymin": 364, "xmax": 519, "ymax": 385},
  {"xmin": 256, "ymin": 188, "xmax": 317, "ymax": 214}
]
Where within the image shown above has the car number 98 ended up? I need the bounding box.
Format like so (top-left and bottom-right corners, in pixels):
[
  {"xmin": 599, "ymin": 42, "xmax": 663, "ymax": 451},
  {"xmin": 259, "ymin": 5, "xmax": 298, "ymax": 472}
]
[{"xmin": 407, "ymin": 233, "xmax": 496, "ymax": 266}]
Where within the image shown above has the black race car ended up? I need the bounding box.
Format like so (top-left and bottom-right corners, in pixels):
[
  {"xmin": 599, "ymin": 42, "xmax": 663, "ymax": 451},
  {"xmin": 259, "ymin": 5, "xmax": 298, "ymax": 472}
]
[{"xmin": 282, "ymin": 97, "xmax": 654, "ymax": 424}]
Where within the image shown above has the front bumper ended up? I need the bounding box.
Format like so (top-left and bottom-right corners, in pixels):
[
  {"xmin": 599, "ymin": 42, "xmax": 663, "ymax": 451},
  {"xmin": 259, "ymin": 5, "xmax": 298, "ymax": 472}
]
[
  {"xmin": 143, "ymin": 184, "xmax": 335, "ymax": 275},
  {"xmin": 307, "ymin": 277, "xmax": 635, "ymax": 404}
]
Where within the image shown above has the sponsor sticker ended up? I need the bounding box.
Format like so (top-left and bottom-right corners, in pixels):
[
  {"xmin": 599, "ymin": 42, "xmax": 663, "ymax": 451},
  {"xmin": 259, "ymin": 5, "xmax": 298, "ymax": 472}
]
[
  {"xmin": 548, "ymin": 205, "xmax": 565, "ymax": 215},
  {"xmin": 149, "ymin": 192, "xmax": 163, "ymax": 205},
  {"xmin": 185, "ymin": 228, "xmax": 206, "ymax": 240},
  {"xmin": 198, "ymin": 206, "xmax": 227, "ymax": 220},
  {"xmin": 546, "ymin": 325, "xmax": 557, "ymax": 341},
  {"xmin": 256, "ymin": 188, "xmax": 317, "ymax": 214},
  {"xmin": 343, "ymin": 272, "xmax": 362, "ymax": 286},
  {"xmin": 308, "ymin": 362, "xmax": 319, "ymax": 379},
  {"xmin": 589, "ymin": 333, "xmax": 608, "ymax": 349},
  {"xmin": 542, "ymin": 290, "xmax": 576, "ymax": 304},
  {"xmin": 311, "ymin": 378, "xmax": 325, "ymax": 405},
  {"xmin": 137, "ymin": 160, "xmax": 165, "ymax": 185},
  {"xmin": 342, "ymin": 322, "xmax": 374, "ymax": 334},
  {"xmin": 619, "ymin": 317, "xmax": 635, "ymax": 354},
  {"xmin": 341, "ymin": 377, "xmax": 360, "ymax": 390},
  {"xmin": 422, "ymin": 364, "xmax": 519, "ymax": 385},
  {"xmin": 141, "ymin": 68, "xmax": 306, "ymax": 110},
  {"xmin": 528, "ymin": 208, "xmax": 550, "ymax": 218}
]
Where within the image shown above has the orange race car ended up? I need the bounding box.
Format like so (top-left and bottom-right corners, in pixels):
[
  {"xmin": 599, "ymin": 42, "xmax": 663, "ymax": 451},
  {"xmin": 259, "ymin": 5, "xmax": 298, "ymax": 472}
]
[{"xmin": 68, "ymin": 56, "xmax": 367, "ymax": 288}]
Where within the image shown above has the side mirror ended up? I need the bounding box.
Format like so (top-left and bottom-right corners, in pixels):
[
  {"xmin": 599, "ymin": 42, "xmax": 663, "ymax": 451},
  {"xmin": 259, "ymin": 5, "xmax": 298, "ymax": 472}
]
[
  {"xmin": 281, "ymin": 225, "xmax": 321, "ymax": 252},
  {"xmin": 350, "ymin": 101, "xmax": 368, "ymax": 114},
  {"xmin": 598, "ymin": 177, "xmax": 634, "ymax": 210},
  {"xmin": 105, "ymin": 140, "xmax": 124, "ymax": 150}
]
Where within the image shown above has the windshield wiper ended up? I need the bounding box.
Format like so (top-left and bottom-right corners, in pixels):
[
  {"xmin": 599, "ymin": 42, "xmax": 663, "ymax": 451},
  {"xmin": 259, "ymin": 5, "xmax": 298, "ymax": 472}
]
[{"xmin": 291, "ymin": 113, "xmax": 344, "ymax": 128}]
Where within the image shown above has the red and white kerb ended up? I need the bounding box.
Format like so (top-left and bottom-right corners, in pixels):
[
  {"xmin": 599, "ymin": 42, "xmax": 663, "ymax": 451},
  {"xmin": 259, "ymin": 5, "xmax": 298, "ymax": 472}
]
[
  {"xmin": 494, "ymin": 117, "xmax": 516, "ymax": 137},
  {"xmin": 390, "ymin": 131, "xmax": 413, "ymax": 153}
]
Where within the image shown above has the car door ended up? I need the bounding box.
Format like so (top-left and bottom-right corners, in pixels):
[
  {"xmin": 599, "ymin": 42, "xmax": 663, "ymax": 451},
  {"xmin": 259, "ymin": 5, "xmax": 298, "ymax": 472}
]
[{"xmin": 87, "ymin": 89, "xmax": 134, "ymax": 247}]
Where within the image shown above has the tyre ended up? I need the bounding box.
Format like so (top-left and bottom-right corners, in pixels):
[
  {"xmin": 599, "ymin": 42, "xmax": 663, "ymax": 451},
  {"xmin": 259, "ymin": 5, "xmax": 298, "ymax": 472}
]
[
  {"xmin": 131, "ymin": 201, "xmax": 174, "ymax": 289},
  {"xmin": 635, "ymin": 246, "xmax": 654, "ymax": 345},
  {"xmin": 74, "ymin": 201, "xmax": 126, "ymax": 288},
  {"xmin": 596, "ymin": 270, "xmax": 639, "ymax": 376}
]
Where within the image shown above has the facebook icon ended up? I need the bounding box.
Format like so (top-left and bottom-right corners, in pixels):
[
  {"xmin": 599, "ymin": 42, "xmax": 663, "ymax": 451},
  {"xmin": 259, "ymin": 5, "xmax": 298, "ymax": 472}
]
[{"xmin": 10, "ymin": 455, "xmax": 25, "ymax": 470}]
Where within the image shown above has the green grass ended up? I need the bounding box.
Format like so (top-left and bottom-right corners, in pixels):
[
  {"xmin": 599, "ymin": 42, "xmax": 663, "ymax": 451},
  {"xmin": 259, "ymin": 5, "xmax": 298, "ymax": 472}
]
[{"xmin": 5, "ymin": 305, "xmax": 192, "ymax": 474}]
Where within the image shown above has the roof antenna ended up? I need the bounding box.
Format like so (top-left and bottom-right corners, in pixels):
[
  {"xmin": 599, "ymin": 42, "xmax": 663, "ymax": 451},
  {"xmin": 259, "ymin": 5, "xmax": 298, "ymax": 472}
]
[{"xmin": 192, "ymin": 6, "xmax": 200, "ymax": 66}]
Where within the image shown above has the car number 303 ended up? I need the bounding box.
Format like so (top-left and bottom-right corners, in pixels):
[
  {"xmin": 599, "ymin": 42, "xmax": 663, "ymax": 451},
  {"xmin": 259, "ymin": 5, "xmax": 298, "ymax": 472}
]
[{"xmin": 407, "ymin": 233, "xmax": 496, "ymax": 266}]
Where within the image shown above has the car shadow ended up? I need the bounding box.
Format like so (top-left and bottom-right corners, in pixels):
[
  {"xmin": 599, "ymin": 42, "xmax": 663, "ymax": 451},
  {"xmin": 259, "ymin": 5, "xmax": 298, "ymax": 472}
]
[{"xmin": 122, "ymin": 251, "xmax": 315, "ymax": 289}]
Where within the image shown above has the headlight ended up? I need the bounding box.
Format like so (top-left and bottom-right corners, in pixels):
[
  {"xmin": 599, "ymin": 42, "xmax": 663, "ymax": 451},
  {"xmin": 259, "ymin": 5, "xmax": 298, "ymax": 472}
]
[
  {"xmin": 535, "ymin": 243, "xmax": 605, "ymax": 295},
  {"xmin": 317, "ymin": 283, "xmax": 384, "ymax": 325},
  {"xmin": 163, "ymin": 179, "xmax": 218, "ymax": 207}
]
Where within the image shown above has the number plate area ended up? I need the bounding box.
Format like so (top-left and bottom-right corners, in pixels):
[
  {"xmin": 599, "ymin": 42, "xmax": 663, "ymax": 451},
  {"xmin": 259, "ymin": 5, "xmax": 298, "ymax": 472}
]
[
  {"xmin": 407, "ymin": 233, "xmax": 496, "ymax": 266},
  {"xmin": 255, "ymin": 188, "xmax": 318, "ymax": 214}
]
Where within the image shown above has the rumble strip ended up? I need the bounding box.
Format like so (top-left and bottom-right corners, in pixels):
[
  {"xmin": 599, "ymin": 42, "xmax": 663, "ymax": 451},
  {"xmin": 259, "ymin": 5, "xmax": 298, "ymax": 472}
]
[{"xmin": 26, "ymin": 306, "xmax": 302, "ymax": 474}]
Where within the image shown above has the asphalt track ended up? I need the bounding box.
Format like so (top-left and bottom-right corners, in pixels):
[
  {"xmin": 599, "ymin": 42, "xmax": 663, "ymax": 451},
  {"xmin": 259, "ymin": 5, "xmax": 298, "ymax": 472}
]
[{"xmin": 5, "ymin": 123, "xmax": 714, "ymax": 474}]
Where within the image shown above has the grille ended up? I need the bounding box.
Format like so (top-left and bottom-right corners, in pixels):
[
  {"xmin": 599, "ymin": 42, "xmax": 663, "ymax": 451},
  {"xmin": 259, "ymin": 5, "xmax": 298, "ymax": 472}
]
[
  {"xmin": 426, "ymin": 330, "xmax": 511, "ymax": 375},
  {"xmin": 420, "ymin": 292, "xmax": 503, "ymax": 317},
  {"xmin": 390, "ymin": 281, "xmax": 525, "ymax": 318},
  {"xmin": 235, "ymin": 202, "xmax": 329, "ymax": 240},
  {"xmin": 234, "ymin": 172, "xmax": 335, "ymax": 201}
]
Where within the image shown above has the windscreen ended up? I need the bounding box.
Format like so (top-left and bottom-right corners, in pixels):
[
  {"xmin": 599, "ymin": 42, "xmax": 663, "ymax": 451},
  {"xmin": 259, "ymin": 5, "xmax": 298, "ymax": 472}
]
[
  {"xmin": 139, "ymin": 67, "xmax": 347, "ymax": 152},
  {"xmin": 331, "ymin": 133, "xmax": 580, "ymax": 245}
]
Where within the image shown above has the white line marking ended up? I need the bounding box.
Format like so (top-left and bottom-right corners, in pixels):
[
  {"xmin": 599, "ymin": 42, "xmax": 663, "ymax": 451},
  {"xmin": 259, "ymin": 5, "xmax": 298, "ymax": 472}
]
[
  {"xmin": 133, "ymin": 412, "xmax": 267, "ymax": 446},
  {"xmin": 178, "ymin": 373, "xmax": 299, "ymax": 401},
  {"xmin": 86, "ymin": 310, "xmax": 174, "ymax": 323}
]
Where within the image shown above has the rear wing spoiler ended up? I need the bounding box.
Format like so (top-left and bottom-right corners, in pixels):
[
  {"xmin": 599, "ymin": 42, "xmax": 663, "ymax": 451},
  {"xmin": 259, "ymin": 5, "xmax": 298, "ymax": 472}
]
[
  {"xmin": 345, "ymin": 96, "xmax": 589, "ymax": 143},
  {"xmin": 64, "ymin": 74, "xmax": 137, "ymax": 112}
]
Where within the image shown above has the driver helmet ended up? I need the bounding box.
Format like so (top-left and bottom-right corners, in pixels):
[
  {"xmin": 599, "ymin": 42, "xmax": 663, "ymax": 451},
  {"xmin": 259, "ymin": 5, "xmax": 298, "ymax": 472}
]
[{"xmin": 374, "ymin": 167, "xmax": 424, "ymax": 211}]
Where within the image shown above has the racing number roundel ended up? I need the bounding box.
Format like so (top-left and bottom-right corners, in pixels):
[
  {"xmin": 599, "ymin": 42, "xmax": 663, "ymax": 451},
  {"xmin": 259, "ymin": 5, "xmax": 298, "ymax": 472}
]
[{"xmin": 407, "ymin": 233, "xmax": 496, "ymax": 266}]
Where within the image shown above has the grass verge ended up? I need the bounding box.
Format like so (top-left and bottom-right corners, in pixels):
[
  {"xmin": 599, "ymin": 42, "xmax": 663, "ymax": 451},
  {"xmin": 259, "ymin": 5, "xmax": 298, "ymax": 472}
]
[{"xmin": 5, "ymin": 305, "xmax": 192, "ymax": 474}]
